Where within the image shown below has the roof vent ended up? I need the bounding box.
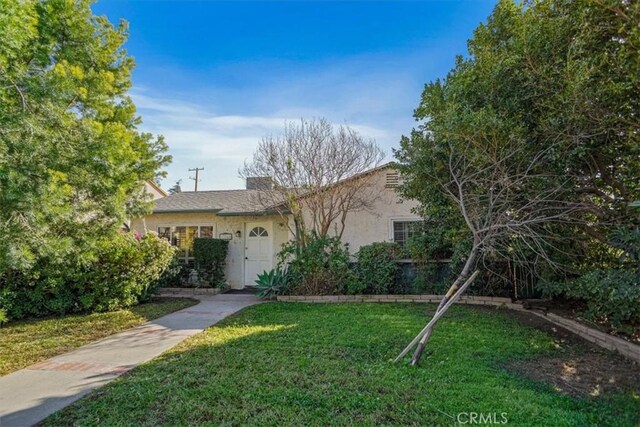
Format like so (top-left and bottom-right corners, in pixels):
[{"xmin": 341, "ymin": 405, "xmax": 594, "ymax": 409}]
[
  {"xmin": 385, "ymin": 171, "xmax": 400, "ymax": 188},
  {"xmin": 246, "ymin": 176, "xmax": 274, "ymax": 190}
]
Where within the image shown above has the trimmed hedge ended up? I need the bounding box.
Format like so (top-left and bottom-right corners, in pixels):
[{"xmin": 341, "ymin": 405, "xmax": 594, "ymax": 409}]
[{"xmin": 193, "ymin": 238, "xmax": 229, "ymax": 286}]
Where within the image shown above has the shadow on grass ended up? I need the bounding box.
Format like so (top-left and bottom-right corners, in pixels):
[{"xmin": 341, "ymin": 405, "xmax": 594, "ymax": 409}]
[
  {"xmin": 42, "ymin": 303, "xmax": 640, "ymax": 427},
  {"xmin": 0, "ymin": 297, "xmax": 197, "ymax": 376}
]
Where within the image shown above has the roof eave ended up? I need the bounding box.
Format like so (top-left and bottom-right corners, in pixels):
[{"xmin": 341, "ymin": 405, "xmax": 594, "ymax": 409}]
[{"xmin": 217, "ymin": 209, "xmax": 290, "ymax": 217}]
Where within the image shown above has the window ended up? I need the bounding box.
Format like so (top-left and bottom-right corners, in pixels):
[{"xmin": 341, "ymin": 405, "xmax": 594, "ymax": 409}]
[
  {"xmin": 249, "ymin": 227, "xmax": 268, "ymax": 237},
  {"xmin": 157, "ymin": 225, "xmax": 215, "ymax": 263},
  {"xmin": 392, "ymin": 220, "xmax": 424, "ymax": 248},
  {"xmin": 199, "ymin": 226, "xmax": 214, "ymax": 239},
  {"xmin": 157, "ymin": 226, "xmax": 171, "ymax": 241}
]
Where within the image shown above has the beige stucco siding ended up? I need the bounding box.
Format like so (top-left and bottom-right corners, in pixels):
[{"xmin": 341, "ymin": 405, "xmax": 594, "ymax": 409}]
[
  {"xmin": 131, "ymin": 167, "xmax": 420, "ymax": 289},
  {"xmin": 130, "ymin": 212, "xmax": 289, "ymax": 288},
  {"xmin": 300, "ymin": 167, "xmax": 420, "ymax": 253},
  {"xmin": 143, "ymin": 182, "xmax": 167, "ymax": 200}
]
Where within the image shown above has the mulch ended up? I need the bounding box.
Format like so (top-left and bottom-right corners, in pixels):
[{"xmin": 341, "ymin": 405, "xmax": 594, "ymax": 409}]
[{"xmin": 489, "ymin": 307, "xmax": 640, "ymax": 397}]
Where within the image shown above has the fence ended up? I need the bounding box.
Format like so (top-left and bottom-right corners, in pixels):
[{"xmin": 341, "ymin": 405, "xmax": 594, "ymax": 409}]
[{"xmin": 396, "ymin": 259, "xmax": 541, "ymax": 300}]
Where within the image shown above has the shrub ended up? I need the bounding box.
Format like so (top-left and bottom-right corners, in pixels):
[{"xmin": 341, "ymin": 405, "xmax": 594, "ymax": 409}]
[
  {"xmin": 192, "ymin": 238, "xmax": 229, "ymax": 287},
  {"xmin": 539, "ymin": 269, "xmax": 640, "ymax": 327},
  {"xmin": 255, "ymin": 267, "xmax": 290, "ymax": 299},
  {"xmin": 278, "ymin": 234, "xmax": 355, "ymax": 295},
  {"xmin": 354, "ymin": 242, "xmax": 401, "ymax": 294},
  {"xmin": 155, "ymin": 252, "xmax": 189, "ymax": 288},
  {"xmin": 0, "ymin": 232, "xmax": 175, "ymax": 321}
]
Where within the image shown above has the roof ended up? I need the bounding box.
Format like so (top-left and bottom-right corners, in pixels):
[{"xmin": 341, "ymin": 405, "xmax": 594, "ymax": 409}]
[
  {"xmin": 151, "ymin": 162, "xmax": 396, "ymax": 215},
  {"xmin": 152, "ymin": 189, "xmax": 284, "ymax": 215}
]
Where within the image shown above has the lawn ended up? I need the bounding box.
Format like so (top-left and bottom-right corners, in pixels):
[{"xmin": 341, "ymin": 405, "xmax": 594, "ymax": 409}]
[
  {"xmin": 43, "ymin": 303, "xmax": 639, "ymax": 426},
  {"xmin": 0, "ymin": 297, "xmax": 197, "ymax": 376}
]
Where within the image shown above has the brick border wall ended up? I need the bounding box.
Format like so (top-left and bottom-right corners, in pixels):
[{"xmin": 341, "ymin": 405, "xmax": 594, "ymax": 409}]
[
  {"xmin": 276, "ymin": 294, "xmax": 640, "ymax": 363},
  {"xmin": 277, "ymin": 294, "xmax": 524, "ymax": 310},
  {"xmin": 528, "ymin": 311, "xmax": 640, "ymax": 363}
]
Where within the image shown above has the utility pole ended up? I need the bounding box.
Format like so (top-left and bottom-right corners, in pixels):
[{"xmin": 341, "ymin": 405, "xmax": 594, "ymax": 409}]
[{"xmin": 188, "ymin": 167, "xmax": 204, "ymax": 192}]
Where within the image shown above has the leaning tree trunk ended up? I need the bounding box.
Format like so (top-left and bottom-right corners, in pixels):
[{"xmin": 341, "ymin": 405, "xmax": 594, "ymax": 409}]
[{"xmin": 395, "ymin": 244, "xmax": 480, "ymax": 366}]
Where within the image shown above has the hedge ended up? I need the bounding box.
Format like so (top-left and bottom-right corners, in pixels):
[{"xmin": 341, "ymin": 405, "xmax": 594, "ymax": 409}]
[{"xmin": 193, "ymin": 238, "xmax": 229, "ymax": 286}]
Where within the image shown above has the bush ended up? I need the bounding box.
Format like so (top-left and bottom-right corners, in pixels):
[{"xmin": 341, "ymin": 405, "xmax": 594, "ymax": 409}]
[
  {"xmin": 154, "ymin": 252, "xmax": 189, "ymax": 288},
  {"xmin": 278, "ymin": 234, "xmax": 355, "ymax": 295},
  {"xmin": 354, "ymin": 242, "xmax": 401, "ymax": 294},
  {"xmin": 0, "ymin": 232, "xmax": 174, "ymax": 321},
  {"xmin": 539, "ymin": 269, "xmax": 640, "ymax": 327},
  {"xmin": 193, "ymin": 238, "xmax": 229, "ymax": 287}
]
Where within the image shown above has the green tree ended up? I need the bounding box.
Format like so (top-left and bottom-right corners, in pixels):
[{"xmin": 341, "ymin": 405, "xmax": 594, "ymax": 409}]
[
  {"xmin": 0, "ymin": 0, "xmax": 170, "ymax": 274},
  {"xmin": 396, "ymin": 0, "xmax": 639, "ymax": 276},
  {"xmin": 394, "ymin": 0, "xmax": 639, "ymax": 365}
]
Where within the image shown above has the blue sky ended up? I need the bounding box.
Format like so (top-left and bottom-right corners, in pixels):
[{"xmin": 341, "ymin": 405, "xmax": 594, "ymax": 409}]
[{"xmin": 92, "ymin": 1, "xmax": 496, "ymax": 191}]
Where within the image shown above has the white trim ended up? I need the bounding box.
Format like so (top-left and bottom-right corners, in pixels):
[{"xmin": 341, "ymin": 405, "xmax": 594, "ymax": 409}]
[
  {"xmin": 388, "ymin": 216, "xmax": 423, "ymax": 241},
  {"xmin": 155, "ymin": 224, "xmax": 217, "ymax": 263},
  {"xmin": 244, "ymin": 221, "xmax": 274, "ymax": 287}
]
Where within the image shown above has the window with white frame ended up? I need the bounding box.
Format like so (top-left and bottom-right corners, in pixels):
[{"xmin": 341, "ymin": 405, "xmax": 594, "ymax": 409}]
[
  {"xmin": 157, "ymin": 225, "xmax": 215, "ymax": 263},
  {"xmin": 391, "ymin": 220, "xmax": 424, "ymax": 248}
]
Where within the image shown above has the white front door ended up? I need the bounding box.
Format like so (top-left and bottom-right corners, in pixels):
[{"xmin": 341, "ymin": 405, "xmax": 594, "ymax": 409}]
[{"xmin": 244, "ymin": 222, "xmax": 273, "ymax": 286}]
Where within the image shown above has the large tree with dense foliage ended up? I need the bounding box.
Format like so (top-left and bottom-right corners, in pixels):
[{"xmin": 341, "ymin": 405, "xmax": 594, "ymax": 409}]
[
  {"xmin": 395, "ymin": 0, "xmax": 639, "ymax": 364},
  {"xmin": 397, "ymin": 0, "xmax": 639, "ymax": 274},
  {"xmin": 0, "ymin": 0, "xmax": 170, "ymax": 272},
  {"xmin": 0, "ymin": 0, "xmax": 171, "ymax": 318}
]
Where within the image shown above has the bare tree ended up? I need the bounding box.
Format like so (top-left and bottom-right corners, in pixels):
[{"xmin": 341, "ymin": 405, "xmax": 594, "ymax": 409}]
[
  {"xmin": 396, "ymin": 141, "xmax": 586, "ymax": 366},
  {"xmin": 240, "ymin": 118, "xmax": 385, "ymax": 246}
]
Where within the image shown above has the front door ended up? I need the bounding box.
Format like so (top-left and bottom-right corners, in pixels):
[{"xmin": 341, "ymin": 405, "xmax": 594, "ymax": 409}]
[{"xmin": 244, "ymin": 222, "xmax": 273, "ymax": 286}]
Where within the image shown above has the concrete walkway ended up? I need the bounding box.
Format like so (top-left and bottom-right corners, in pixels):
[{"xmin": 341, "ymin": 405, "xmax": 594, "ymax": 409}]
[{"xmin": 0, "ymin": 293, "xmax": 260, "ymax": 427}]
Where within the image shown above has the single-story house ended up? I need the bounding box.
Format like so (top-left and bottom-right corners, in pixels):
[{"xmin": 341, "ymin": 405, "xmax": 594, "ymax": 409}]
[
  {"xmin": 130, "ymin": 163, "xmax": 421, "ymax": 288},
  {"xmin": 144, "ymin": 181, "xmax": 168, "ymax": 200}
]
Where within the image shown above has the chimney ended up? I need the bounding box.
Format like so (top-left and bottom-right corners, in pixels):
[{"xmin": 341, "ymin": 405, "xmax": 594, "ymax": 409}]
[{"xmin": 246, "ymin": 176, "xmax": 273, "ymax": 190}]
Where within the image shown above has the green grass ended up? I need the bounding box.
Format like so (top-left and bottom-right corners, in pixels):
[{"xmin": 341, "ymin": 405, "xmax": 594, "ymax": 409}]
[
  {"xmin": 0, "ymin": 297, "xmax": 197, "ymax": 376},
  {"xmin": 44, "ymin": 303, "xmax": 639, "ymax": 426}
]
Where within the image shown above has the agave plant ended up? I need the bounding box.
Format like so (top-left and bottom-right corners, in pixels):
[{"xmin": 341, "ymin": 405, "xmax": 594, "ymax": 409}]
[{"xmin": 255, "ymin": 267, "xmax": 290, "ymax": 299}]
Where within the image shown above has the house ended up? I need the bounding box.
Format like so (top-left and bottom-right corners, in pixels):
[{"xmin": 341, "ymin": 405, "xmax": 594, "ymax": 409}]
[
  {"xmin": 130, "ymin": 164, "xmax": 420, "ymax": 288},
  {"xmin": 144, "ymin": 181, "xmax": 168, "ymax": 200}
]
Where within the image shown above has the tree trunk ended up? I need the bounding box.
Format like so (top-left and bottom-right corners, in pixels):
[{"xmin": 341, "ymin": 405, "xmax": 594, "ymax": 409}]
[
  {"xmin": 394, "ymin": 270, "xmax": 479, "ymax": 363},
  {"xmin": 404, "ymin": 245, "xmax": 480, "ymax": 366}
]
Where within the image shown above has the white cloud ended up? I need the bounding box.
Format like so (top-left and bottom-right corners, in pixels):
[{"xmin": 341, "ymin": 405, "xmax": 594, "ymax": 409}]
[{"xmin": 130, "ymin": 49, "xmax": 441, "ymax": 190}]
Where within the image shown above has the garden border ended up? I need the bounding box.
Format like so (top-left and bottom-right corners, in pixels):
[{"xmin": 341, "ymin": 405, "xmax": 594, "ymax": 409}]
[
  {"xmin": 277, "ymin": 294, "xmax": 524, "ymax": 309},
  {"xmin": 276, "ymin": 295, "xmax": 640, "ymax": 363}
]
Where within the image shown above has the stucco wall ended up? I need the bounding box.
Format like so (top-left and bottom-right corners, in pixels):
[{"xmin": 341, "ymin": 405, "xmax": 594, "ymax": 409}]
[
  {"xmin": 143, "ymin": 182, "xmax": 166, "ymax": 200},
  {"xmin": 130, "ymin": 212, "xmax": 289, "ymax": 288},
  {"xmin": 131, "ymin": 167, "xmax": 420, "ymax": 288},
  {"xmin": 299, "ymin": 167, "xmax": 420, "ymax": 253}
]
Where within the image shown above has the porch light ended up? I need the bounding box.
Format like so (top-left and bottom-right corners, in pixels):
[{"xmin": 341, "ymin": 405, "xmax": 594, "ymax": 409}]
[{"xmin": 235, "ymin": 230, "xmax": 242, "ymax": 238}]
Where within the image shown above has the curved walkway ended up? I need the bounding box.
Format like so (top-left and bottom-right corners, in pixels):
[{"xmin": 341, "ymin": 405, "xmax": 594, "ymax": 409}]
[{"xmin": 0, "ymin": 293, "xmax": 260, "ymax": 427}]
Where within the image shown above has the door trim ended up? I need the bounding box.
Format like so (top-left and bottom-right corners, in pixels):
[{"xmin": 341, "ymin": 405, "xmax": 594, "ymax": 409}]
[{"xmin": 243, "ymin": 221, "xmax": 273, "ymax": 287}]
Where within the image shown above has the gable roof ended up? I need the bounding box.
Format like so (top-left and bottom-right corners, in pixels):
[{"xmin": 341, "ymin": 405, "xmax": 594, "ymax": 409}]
[
  {"xmin": 145, "ymin": 181, "xmax": 167, "ymax": 197},
  {"xmin": 151, "ymin": 162, "xmax": 396, "ymax": 215},
  {"xmin": 152, "ymin": 189, "xmax": 283, "ymax": 215}
]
